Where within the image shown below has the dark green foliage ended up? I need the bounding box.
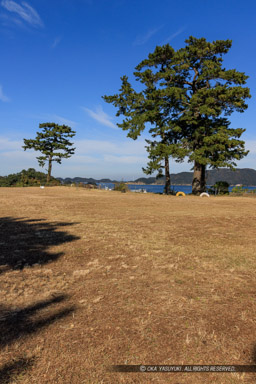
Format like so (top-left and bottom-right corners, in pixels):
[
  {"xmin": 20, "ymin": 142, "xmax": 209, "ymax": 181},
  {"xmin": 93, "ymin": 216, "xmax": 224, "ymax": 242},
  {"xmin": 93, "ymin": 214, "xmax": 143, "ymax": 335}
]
[
  {"xmin": 103, "ymin": 36, "xmax": 250, "ymax": 195},
  {"xmin": 103, "ymin": 45, "xmax": 185, "ymax": 195},
  {"xmin": 114, "ymin": 182, "xmax": 129, "ymax": 193},
  {"xmin": 23, "ymin": 123, "xmax": 76, "ymax": 183},
  {"xmin": 163, "ymin": 37, "xmax": 250, "ymax": 194},
  {"xmin": 208, "ymin": 181, "xmax": 230, "ymax": 195},
  {"xmin": 0, "ymin": 168, "xmax": 61, "ymax": 187}
]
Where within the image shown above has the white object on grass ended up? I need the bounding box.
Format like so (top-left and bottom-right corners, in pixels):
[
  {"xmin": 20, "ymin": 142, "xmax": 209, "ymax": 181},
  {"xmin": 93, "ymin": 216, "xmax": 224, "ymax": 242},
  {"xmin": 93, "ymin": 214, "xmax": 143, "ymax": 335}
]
[
  {"xmin": 200, "ymin": 192, "xmax": 209, "ymax": 197},
  {"xmin": 40, "ymin": 186, "xmax": 45, "ymax": 189}
]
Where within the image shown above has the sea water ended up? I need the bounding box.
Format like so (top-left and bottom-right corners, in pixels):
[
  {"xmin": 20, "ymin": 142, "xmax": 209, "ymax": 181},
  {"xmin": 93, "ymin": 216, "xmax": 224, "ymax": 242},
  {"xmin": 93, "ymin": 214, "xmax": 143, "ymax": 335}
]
[{"xmin": 98, "ymin": 183, "xmax": 256, "ymax": 194}]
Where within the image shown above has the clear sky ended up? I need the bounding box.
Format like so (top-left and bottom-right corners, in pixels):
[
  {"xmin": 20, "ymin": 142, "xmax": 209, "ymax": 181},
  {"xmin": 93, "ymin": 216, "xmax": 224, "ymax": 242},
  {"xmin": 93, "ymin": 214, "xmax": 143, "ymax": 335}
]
[{"xmin": 0, "ymin": 0, "xmax": 255, "ymax": 180}]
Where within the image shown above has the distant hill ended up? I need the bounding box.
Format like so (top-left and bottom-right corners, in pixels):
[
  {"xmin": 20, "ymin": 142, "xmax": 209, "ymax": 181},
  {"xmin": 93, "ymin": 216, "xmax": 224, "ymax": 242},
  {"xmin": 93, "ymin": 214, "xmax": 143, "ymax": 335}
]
[
  {"xmin": 57, "ymin": 177, "xmax": 118, "ymax": 184},
  {"xmin": 134, "ymin": 168, "xmax": 256, "ymax": 186},
  {"xmin": 57, "ymin": 168, "xmax": 256, "ymax": 186},
  {"xmin": 135, "ymin": 172, "xmax": 193, "ymax": 185},
  {"xmin": 205, "ymin": 168, "xmax": 256, "ymax": 185},
  {"xmin": 0, "ymin": 168, "xmax": 61, "ymax": 187}
]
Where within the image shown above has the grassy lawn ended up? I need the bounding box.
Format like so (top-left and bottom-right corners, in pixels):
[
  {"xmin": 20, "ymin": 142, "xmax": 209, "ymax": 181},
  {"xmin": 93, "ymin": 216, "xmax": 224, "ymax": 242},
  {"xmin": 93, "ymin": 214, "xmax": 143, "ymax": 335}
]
[{"xmin": 0, "ymin": 187, "xmax": 255, "ymax": 383}]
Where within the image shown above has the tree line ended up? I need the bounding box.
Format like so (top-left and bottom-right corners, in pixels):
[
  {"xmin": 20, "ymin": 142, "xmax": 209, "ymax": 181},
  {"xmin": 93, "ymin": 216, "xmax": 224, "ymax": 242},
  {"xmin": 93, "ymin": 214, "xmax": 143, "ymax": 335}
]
[
  {"xmin": 21, "ymin": 36, "xmax": 251, "ymax": 194},
  {"xmin": 0, "ymin": 168, "xmax": 61, "ymax": 187}
]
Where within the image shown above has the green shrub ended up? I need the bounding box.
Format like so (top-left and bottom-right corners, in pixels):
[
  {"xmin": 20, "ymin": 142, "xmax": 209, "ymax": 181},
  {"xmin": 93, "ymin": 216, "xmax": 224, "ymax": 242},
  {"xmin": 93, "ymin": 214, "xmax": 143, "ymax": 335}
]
[
  {"xmin": 208, "ymin": 181, "xmax": 229, "ymax": 195},
  {"xmin": 114, "ymin": 182, "xmax": 129, "ymax": 193},
  {"xmin": 231, "ymin": 185, "xmax": 248, "ymax": 194}
]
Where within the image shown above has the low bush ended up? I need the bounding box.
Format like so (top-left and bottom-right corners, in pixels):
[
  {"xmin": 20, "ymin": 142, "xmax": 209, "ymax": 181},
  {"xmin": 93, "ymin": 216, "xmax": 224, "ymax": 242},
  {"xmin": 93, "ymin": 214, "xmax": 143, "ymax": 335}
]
[
  {"xmin": 208, "ymin": 181, "xmax": 230, "ymax": 195},
  {"xmin": 114, "ymin": 182, "xmax": 129, "ymax": 193},
  {"xmin": 230, "ymin": 185, "xmax": 249, "ymax": 195}
]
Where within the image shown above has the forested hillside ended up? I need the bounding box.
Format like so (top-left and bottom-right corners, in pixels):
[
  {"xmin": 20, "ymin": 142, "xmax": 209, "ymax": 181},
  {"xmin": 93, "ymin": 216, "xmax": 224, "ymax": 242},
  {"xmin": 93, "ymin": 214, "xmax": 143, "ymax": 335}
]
[{"xmin": 0, "ymin": 169, "xmax": 61, "ymax": 187}]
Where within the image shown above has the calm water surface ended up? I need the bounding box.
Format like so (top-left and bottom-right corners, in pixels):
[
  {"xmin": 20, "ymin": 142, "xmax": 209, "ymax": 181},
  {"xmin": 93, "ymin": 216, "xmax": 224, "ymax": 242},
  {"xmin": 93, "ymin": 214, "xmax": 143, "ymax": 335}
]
[{"xmin": 98, "ymin": 183, "xmax": 256, "ymax": 194}]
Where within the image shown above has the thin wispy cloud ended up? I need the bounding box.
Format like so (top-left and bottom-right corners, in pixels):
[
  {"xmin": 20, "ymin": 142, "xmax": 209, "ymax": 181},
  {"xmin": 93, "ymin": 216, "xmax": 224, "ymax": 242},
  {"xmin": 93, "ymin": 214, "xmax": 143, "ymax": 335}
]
[
  {"xmin": 161, "ymin": 27, "xmax": 185, "ymax": 45},
  {"xmin": 83, "ymin": 106, "xmax": 117, "ymax": 129},
  {"xmin": 48, "ymin": 115, "xmax": 77, "ymax": 127},
  {"xmin": 25, "ymin": 113, "xmax": 77, "ymax": 127},
  {"xmin": 0, "ymin": 12, "xmax": 23, "ymax": 27},
  {"xmin": 1, "ymin": 136, "xmax": 254, "ymax": 179},
  {"xmin": 75, "ymin": 139, "xmax": 147, "ymax": 157},
  {"xmin": 1, "ymin": 0, "xmax": 43, "ymax": 27},
  {"xmin": 133, "ymin": 26, "xmax": 162, "ymax": 46},
  {"xmin": 0, "ymin": 85, "xmax": 10, "ymax": 102},
  {"xmin": 0, "ymin": 137, "xmax": 21, "ymax": 151},
  {"xmin": 51, "ymin": 36, "xmax": 61, "ymax": 49}
]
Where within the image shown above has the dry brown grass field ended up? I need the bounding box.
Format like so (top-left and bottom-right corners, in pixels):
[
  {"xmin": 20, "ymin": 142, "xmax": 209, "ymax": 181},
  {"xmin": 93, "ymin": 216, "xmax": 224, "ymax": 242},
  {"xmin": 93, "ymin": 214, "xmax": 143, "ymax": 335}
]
[{"xmin": 0, "ymin": 187, "xmax": 255, "ymax": 384}]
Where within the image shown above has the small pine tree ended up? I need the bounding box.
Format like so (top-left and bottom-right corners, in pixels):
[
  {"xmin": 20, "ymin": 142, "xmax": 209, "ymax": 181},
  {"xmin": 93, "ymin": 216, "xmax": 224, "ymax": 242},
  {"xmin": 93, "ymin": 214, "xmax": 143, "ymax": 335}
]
[{"xmin": 23, "ymin": 123, "xmax": 76, "ymax": 183}]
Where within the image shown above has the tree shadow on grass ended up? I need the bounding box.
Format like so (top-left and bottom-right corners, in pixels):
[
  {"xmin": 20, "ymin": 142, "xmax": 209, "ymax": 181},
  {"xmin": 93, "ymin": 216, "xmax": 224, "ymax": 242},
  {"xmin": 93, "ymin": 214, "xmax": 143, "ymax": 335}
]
[
  {"xmin": 252, "ymin": 344, "xmax": 256, "ymax": 363},
  {"xmin": 0, "ymin": 357, "xmax": 36, "ymax": 384},
  {"xmin": 0, "ymin": 295, "xmax": 75, "ymax": 381},
  {"xmin": 0, "ymin": 217, "xmax": 79, "ymax": 380},
  {"xmin": 0, "ymin": 217, "xmax": 80, "ymax": 273},
  {"xmin": 0, "ymin": 294, "xmax": 75, "ymax": 348}
]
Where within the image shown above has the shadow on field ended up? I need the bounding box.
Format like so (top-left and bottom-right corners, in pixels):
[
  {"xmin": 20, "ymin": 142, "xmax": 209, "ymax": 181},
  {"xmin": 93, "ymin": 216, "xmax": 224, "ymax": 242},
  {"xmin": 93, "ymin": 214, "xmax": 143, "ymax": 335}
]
[
  {"xmin": 0, "ymin": 294, "xmax": 75, "ymax": 382},
  {"xmin": 0, "ymin": 357, "xmax": 36, "ymax": 384},
  {"xmin": 252, "ymin": 344, "xmax": 256, "ymax": 363},
  {"xmin": 0, "ymin": 217, "xmax": 80, "ymax": 273},
  {"xmin": 0, "ymin": 294, "xmax": 75, "ymax": 348}
]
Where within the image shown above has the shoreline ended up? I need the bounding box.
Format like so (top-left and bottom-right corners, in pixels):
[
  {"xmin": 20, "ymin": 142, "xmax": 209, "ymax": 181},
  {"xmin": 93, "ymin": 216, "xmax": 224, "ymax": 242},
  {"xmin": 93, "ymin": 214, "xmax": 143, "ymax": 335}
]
[{"xmin": 125, "ymin": 182, "xmax": 256, "ymax": 187}]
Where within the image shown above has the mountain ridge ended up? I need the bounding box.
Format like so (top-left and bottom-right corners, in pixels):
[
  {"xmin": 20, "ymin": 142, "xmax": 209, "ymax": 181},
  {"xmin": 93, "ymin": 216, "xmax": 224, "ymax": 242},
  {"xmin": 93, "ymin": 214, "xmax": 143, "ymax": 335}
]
[{"xmin": 57, "ymin": 168, "xmax": 256, "ymax": 186}]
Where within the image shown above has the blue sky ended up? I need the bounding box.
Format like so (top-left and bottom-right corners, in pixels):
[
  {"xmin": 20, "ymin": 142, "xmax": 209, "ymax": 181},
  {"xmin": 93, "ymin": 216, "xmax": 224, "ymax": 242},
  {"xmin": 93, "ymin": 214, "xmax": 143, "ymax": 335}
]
[{"xmin": 0, "ymin": 0, "xmax": 255, "ymax": 180}]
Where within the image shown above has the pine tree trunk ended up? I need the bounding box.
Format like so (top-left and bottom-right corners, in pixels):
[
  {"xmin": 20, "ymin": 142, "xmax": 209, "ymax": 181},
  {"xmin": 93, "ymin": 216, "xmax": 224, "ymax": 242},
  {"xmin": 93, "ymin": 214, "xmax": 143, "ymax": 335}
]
[
  {"xmin": 164, "ymin": 156, "xmax": 171, "ymax": 195},
  {"xmin": 47, "ymin": 157, "xmax": 52, "ymax": 184},
  {"xmin": 192, "ymin": 161, "xmax": 206, "ymax": 195}
]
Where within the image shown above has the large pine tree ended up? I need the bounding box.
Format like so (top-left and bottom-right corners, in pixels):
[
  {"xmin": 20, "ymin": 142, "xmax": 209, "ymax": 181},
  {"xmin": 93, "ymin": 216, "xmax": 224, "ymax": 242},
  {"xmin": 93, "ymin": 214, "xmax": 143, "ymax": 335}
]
[
  {"xmin": 167, "ymin": 37, "xmax": 251, "ymax": 194},
  {"xmin": 103, "ymin": 37, "xmax": 250, "ymax": 195},
  {"xmin": 103, "ymin": 45, "xmax": 185, "ymax": 194}
]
